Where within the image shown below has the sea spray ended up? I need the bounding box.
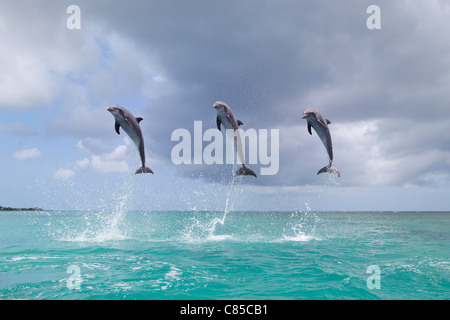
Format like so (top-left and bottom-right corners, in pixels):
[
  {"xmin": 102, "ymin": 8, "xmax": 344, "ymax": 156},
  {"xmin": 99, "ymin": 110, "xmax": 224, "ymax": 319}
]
[
  {"xmin": 282, "ymin": 196, "xmax": 320, "ymax": 241},
  {"xmin": 94, "ymin": 192, "xmax": 130, "ymax": 242},
  {"xmin": 181, "ymin": 164, "xmax": 242, "ymax": 242},
  {"xmin": 53, "ymin": 174, "xmax": 134, "ymax": 242},
  {"xmin": 280, "ymin": 172, "xmax": 342, "ymax": 241},
  {"xmin": 207, "ymin": 173, "xmax": 239, "ymax": 237}
]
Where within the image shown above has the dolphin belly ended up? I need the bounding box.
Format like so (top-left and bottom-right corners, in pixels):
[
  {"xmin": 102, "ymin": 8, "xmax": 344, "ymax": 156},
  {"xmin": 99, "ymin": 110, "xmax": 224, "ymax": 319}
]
[
  {"xmin": 313, "ymin": 123, "xmax": 333, "ymax": 162},
  {"xmin": 308, "ymin": 119, "xmax": 333, "ymax": 161},
  {"xmin": 116, "ymin": 119, "xmax": 140, "ymax": 146}
]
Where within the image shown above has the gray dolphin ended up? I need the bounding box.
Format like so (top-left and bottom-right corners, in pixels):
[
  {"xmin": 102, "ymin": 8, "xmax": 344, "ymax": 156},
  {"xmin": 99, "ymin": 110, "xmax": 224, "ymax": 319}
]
[
  {"xmin": 107, "ymin": 104, "xmax": 153, "ymax": 174},
  {"xmin": 214, "ymin": 101, "xmax": 257, "ymax": 177},
  {"xmin": 302, "ymin": 108, "xmax": 340, "ymax": 177}
]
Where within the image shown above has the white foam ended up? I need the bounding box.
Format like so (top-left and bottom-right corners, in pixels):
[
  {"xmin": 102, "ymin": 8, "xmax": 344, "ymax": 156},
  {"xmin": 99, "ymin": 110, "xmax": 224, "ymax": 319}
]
[
  {"xmin": 113, "ymin": 282, "xmax": 133, "ymax": 290},
  {"xmin": 206, "ymin": 234, "xmax": 234, "ymax": 241},
  {"xmin": 280, "ymin": 234, "xmax": 320, "ymax": 242},
  {"xmin": 165, "ymin": 266, "xmax": 182, "ymax": 281},
  {"xmin": 179, "ymin": 232, "xmax": 235, "ymax": 244},
  {"xmin": 59, "ymin": 228, "xmax": 130, "ymax": 242},
  {"xmin": 11, "ymin": 256, "xmax": 38, "ymax": 261}
]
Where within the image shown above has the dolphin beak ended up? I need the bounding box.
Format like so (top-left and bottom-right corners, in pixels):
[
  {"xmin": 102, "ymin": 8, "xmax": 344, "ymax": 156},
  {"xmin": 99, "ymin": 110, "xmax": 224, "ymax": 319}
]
[
  {"xmin": 301, "ymin": 113, "xmax": 307, "ymax": 119},
  {"xmin": 213, "ymin": 104, "xmax": 219, "ymax": 109},
  {"xmin": 106, "ymin": 106, "xmax": 113, "ymax": 112}
]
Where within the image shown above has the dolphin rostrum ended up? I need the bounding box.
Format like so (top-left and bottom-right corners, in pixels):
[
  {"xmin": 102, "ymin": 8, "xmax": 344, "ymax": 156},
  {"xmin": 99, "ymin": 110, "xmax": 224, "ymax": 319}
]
[
  {"xmin": 107, "ymin": 104, "xmax": 153, "ymax": 174},
  {"xmin": 302, "ymin": 108, "xmax": 340, "ymax": 177},
  {"xmin": 214, "ymin": 101, "xmax": 257, "ymax": 177}
]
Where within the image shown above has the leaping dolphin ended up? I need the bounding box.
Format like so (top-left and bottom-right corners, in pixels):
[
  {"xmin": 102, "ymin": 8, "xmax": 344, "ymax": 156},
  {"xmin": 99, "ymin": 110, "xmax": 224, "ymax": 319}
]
[
  {"xmin": 214, "ymin": 101, "xmax": 257, "ymax": 177},
  {"xmin": 302, "ymin": 108, "xmax": 340, "ymax": 177},
  {"xmin": 107, "ymin": 104, "xmax": 153, "ymax": 174}
]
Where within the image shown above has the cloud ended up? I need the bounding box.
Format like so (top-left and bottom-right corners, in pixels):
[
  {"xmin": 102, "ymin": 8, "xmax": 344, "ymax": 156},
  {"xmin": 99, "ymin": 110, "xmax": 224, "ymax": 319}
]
[
  {"xmin": 48, "ymin": 104, "xmax": 112, "ymax": 139},
  {"xmin": 4, "ymin": 0, "xmax": 450, "ymax": 191},
  {"xmin": 0, "ymin": 1, "xmax": 101, "ymax": 110},
  {"xmin": 0, "ymin": 122, "xmax": 38, "ymax": 136},
  {"xmin": 76, "ymin": 158, "xmax": 90, "ymax": 169},
  {"xmin": 119, "ymin": 0, "xmax": 450, "ymax": 188},
  {"xmin": 76, "ymin": 138, "xmax": 112, "ymax": 154},
  {"xmin": 53, "ymin": 169, "xmax": 75, "ymax": 180},
  {"xmin": 45, "ymin": 32, "xmax": 166, "ymax": 141},
  {"xmin": 76, "ymin": 145, "xmax": 130, "ymax": 174},
  {"xmin": 13, "ymin": 148, "xmax": 41, "ymax": 161}
]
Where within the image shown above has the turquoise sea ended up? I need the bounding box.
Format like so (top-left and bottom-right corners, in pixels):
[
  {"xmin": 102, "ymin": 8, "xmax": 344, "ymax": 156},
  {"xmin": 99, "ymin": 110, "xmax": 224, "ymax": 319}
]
[{"xmin": 1, "ymin": 208, "xmax": 449, "ymax": 300}]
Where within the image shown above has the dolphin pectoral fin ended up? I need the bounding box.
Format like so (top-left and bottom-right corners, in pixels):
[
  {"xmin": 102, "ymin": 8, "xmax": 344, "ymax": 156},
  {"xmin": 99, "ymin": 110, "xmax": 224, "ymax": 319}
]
[
  {"xmin": 136, "ymin": 117, "xmax": 143, "ymax": 123},
  {"xmin": 326, "ymin": 119, "xmax": 331, "ymax": 125},
  {"xmin": 307, "ymin": 123, "xmax": 312, "ymax": 135},
  {"xmin": 115, "ymin": 121, "xmax": 121, "ymax": 134},
  {"xmin": 237, "ymin": 119, "xmax": 244, "ymax": 126},
  {"xmin": 235, "ymin": 165, "xmax": 257, "ymax": 177},
  {"xmin": 216, "ymin": 116, "xmax": 222, "ymax": 131},
  {"xmin": 135, "ymin": 166, "xmax": 154, "ymax": 174},
  {"xmin": 317, "ymin": 164, "xmax": 340, "ymax": 177}
]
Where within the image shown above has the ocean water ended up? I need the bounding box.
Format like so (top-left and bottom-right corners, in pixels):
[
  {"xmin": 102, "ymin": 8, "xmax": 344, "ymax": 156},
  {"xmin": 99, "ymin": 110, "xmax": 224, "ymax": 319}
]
[{"xmin": 1, "ymin": 207, "xmax": 449, "ymax": 300}]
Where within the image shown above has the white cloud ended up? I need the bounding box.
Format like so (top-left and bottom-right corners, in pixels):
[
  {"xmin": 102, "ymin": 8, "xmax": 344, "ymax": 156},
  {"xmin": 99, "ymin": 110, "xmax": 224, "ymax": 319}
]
[
  {"xmin": 2, "ymin": 0, "xmax": 449, "ymax": 193},
  {"xmin": 48, "ymin": 104, "xmax": 112, "ymax": 139},
  {"xmin": 53, "ymin": 169, "xmax": 75, "ymax": 180},
  {"xmin": 76, "ymin": 138, "xmax": 111, "ymax": 154},
  {"xmin": 76, "ymin": 158, "xmax": 90, "ymax": 169},
  {"xmin": 0, "ymin": 47, "xmax": 57, "ymax": 110},
  {"xmin": 0, "ymin": 2, "xmax": 101, "ymax": 110},
  {"xmin": 13, "ymin": 148, "xmax": 41, "ymax": 161},
  {"xmin": 76, "ymin": 145, "xmax": 130, "ymax": 174}
]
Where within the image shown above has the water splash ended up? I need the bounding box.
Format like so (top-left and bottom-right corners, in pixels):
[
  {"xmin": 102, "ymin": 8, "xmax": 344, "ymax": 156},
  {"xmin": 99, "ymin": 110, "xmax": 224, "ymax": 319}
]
[
  {"xmin": 57, "ymin": 177, "xmax": 132, "ymax": 242},
  {"xmin": 92, "ymin": 193, "xmax": 130, "ymax": 242},
  {"xmin": 180, "ymin": 165, "xmax": 240, "ymax": 242},
  {"xmin": 207, "ymin": 174, "xmax": 239, "ymax": 237},
  {"xmin": 282, "ymin": 197, "xmax": 321, "ymax": 242}
]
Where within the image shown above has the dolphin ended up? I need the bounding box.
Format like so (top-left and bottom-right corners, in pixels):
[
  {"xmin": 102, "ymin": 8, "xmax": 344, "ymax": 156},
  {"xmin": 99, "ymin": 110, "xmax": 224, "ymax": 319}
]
[
  {"xmin": 106, "ymin": 104, "xmax": 153, "ymax": 174},
  {"xmin": 302, "ymin": 108, "xmax": 340, "ymax": 177},
  {"xmin": 214, "ymin": 101, "xmax": 257, "ymax": 177}
]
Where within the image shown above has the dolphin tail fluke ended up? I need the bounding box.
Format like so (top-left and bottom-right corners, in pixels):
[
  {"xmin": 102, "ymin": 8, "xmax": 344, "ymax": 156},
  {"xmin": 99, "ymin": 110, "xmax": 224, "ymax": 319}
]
[
  {"xmin": 317, "ymin": 164, "xmax": 340, "ymax": 177},
  {"xmin": 235, "ymin": 165, "xmax": 257, "ymax": 177},
  {"xmin": 135, "ymin": 166, "xmax": 154, "ymax": 174}
]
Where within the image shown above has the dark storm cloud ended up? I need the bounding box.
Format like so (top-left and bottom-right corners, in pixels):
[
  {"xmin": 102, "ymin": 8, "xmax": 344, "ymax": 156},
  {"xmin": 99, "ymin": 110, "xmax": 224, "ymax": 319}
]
[{"xmin": 72, "ymin": 1, "xmax": 450, "ymax": 187}]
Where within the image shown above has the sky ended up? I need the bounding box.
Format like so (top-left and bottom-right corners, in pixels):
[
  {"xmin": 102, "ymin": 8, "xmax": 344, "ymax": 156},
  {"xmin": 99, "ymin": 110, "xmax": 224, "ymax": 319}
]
[{"xmin": 1, "ymin": 0, "xmax": 450, "ymax": 211}]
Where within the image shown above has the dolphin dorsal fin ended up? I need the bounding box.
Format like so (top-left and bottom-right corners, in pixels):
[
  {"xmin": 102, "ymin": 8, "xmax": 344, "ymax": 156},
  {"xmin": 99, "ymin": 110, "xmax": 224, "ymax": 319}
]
[
  {"xmin": 115, "ymin": 121, "xmax": 121, "ymax": 135},
  {"xmin": 136, "ymin": 117, "xmax": 143, "ymax": 123},
  {"xmin": 237, "ymin": 119, "xmax": 244, "ymax": 126}
]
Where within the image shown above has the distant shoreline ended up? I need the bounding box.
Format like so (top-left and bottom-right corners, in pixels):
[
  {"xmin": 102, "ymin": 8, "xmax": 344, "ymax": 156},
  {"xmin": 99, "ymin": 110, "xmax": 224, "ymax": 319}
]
[{"xmin": 0, "ymin": 206, "xmax": 43, "ymax": 211}]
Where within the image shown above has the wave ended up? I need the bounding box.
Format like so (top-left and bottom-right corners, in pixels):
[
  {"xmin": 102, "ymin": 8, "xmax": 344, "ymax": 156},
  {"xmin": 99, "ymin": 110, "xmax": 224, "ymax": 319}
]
[
  {"xmin": 280, "ymin": 234, "xmax": 321, "ymax": 242},
  {"xmin": 59, "ymin": 230, "xmax": 130, "ymax": 243}
]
